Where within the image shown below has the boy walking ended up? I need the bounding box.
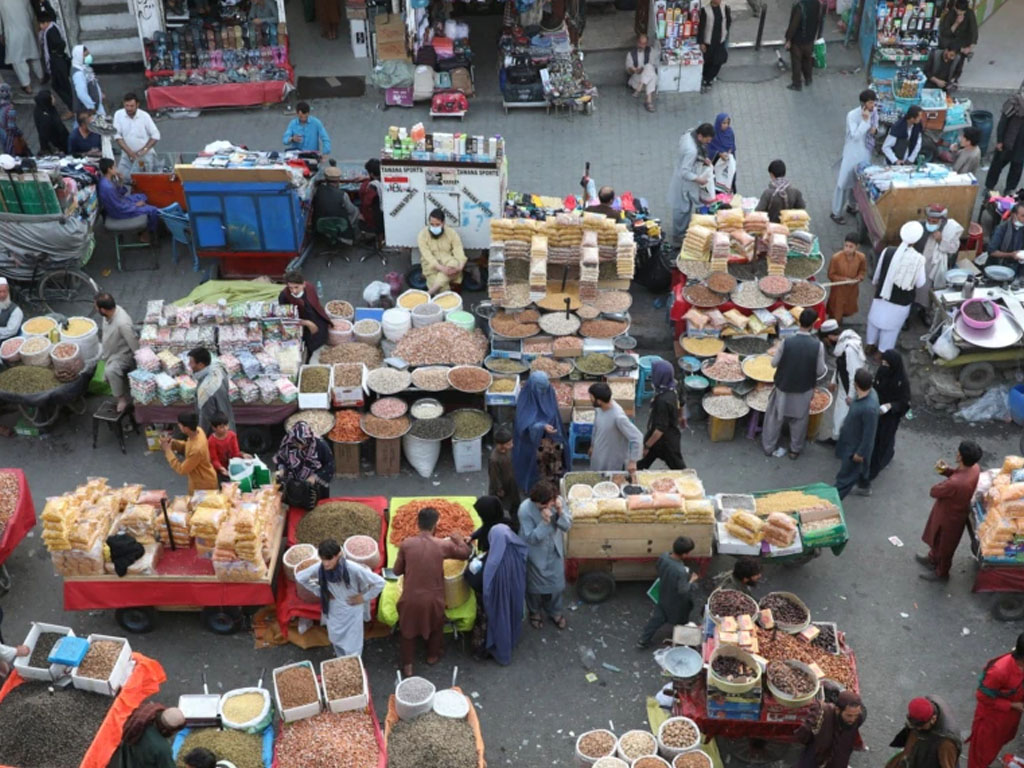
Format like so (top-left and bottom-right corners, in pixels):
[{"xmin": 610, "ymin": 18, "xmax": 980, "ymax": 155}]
[
  {"xmin": 488, "ymin": 427, "xmax": 521, "ymax": 518},
  {"xmin": 637, "ymin": 537, "xmax": 698, "ymax": 648}
]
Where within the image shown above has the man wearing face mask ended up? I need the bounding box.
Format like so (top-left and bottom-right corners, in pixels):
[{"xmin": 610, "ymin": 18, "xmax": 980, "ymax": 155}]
[
  {"xmin": 913, "ymin": 204, "xmax": 963, "ymax": 321},
  {"xmin": 277, "ymin": 270, "xmax": 330, "ymax": 357},
  {"xmin": 987, "ymin": 203, "xmax": 1024, "ymax": 278},
  {"xmin": 417, "ymin": 208, "xmax": 466, "ymax": 295}
]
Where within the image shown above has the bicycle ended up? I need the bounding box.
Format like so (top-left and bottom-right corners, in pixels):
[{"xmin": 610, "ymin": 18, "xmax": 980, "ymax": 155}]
[{"xmin": 1, "ymin": 261, "xmax": 100, "ymax": 320}]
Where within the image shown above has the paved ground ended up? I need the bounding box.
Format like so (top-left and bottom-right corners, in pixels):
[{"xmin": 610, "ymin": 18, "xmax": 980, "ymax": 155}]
[{"xmin": 1, "ymin": 32, "xmax": 1023, "ymax": 766}]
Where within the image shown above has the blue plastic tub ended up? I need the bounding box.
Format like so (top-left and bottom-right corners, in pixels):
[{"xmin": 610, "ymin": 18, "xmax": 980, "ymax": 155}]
[{"xmin": 1009, "ymin": 384, "xmax": 1024, "ymax": 426}]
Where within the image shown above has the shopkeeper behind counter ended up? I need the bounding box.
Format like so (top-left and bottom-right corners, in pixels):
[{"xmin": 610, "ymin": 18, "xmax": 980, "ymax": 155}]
[
  {"xmin": 417, "ymin": 208, "xmax": 466, "ymax": 295},
  {"xmin": 278, "ymin": 270, "xmax": 330, "ymax": 357}
]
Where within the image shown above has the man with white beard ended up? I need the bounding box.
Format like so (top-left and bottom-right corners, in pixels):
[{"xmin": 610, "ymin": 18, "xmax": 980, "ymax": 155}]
[{"xmin": 0, "ymin": 279, "xmax": 24, "ymax": 341}]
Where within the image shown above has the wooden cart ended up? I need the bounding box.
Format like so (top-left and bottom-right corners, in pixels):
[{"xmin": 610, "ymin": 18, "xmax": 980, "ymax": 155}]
[{"xmin": 853, "ymin": 177, "xmax": 978, "ymax": 257}]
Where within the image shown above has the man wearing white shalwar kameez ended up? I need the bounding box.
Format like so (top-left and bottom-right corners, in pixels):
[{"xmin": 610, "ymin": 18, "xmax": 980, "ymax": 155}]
[
  {"xmin": 913, "ymin": 204, "xmax": 964, "ymax": 309},
  {"xmin": 297, "ymin": 540, "xmax": 385, "ymax": 658},
  {"xmin": 831, "ymin": 329, "xmax": 867, "ymax": 441},
  {"xmin": 0, "ymin": 0, "xmax": 43, "ymax": 92},
  {"xmin": 866, "ymin": 221, "xmax": 927, "ymax": 353},
  {"xmin": 626, "ymin": 35, "xmax": 657, "ymax": 112},
  {"xmin": 831, "ymin": 89, "xmax": 879, "ymax": 224}
]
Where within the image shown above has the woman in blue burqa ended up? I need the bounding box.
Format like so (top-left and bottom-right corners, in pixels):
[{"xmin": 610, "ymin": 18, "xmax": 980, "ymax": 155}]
[
  {"xmin": 513, "ymin": 371, "xmax": 566, "ymax": 493},
  {"xmin": 481, "ymin": 520, "xmax": 527, "ymax": 665}
]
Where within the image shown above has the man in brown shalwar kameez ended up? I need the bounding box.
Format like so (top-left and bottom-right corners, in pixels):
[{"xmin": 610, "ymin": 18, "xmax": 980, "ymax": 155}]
[
  {"xmin": 393, "ymin": 506, "xmax": 471, "ymax": 676},
  {"xmin": 796, "ymin": 691, "xmax": 866, "ymax": 768},
  {"xmin": 826, "ymin": 233, "xmax": 868, "ymax": 321},
  {"xmin": 916, "ymin": 440, "xmax": 982, "ymax": 582}
]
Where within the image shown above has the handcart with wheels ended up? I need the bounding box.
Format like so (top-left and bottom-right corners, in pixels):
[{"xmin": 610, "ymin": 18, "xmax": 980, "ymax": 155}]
[
  {"xmin": 0, "ymin": 362, "xmax": 96, "ymax": 430},
  {"xmin": 0, "ymin": 469, "xmax": 36, "ymax": 594}
]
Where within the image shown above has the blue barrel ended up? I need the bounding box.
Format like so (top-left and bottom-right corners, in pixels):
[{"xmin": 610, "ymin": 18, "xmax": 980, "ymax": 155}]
[
  {"xmin": 972, "ymin": 110, "xmax": 994, "ymax": 156},
  {"xmin": 1009, "ymin": 384, "xmax": 1024, "ymax": 425}
]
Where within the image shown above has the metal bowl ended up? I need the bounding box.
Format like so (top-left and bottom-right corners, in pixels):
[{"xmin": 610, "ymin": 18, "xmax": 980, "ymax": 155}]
[
  {"xmin": 985, "ymin": 265, "xmax": 1016, "ymax": 283},
  {"xmin": 945, "ymin": 268, "xmax": 969, "ymax": 287}
]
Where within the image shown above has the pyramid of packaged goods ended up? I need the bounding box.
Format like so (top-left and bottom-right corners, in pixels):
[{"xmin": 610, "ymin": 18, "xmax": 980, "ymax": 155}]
[
  {"xmin": 711, "ymin": 231, "xmax": 731, "ymax": 272},
  {"xmin": 616, "ymin": 230, "xmax": 635, "ymax": 278},
  {"xmin": 682, "ymin": 225, "xmax": 714, "ymax": 260},
  {"xmin": 580, "ymin": 245, "xmax": 599, "ymax": 301},
  {"xmin": 41, "ymin": 478, "xmax": 281, "ymax": 581},
  {"xmin": 768, "ymin": 233, "xmax": 789, "ymax": 275},
  {"xmin": 691, "ymin": 213, "xmax": 717, "ymax": 230},
  {"xmin": 530, "ymin": 235, "xmax": 549, "ymax": 295},
  {"xmin": 788, "ymin": 230, "xmax": 814, "ymax": 256},
  {"xmin": 730, "ymin": 229, "xmax": 755, "ymax": 260},
  {"xmin": 716, "ymin": 207, "xmax": 745, "ymax": 232},
  {"xmin": 977, "ymin": 456, "xmax": 1024, "ymax": 561},
  {"xmin": 744, "ymin": 211, "xmax": 769, "ymax": 236},
  {"xmin": 780, "ymin": 209, "xmax": 810, "ymax": 232},
  {"xmin": 488, "ymin": 243, "xmax": 506, "ymax": 303}
]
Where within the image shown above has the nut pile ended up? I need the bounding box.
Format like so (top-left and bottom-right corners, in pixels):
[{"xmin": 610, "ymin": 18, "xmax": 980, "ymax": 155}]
[
  {"xmin": 176, "ymin": 728, "xmax": 263, "ymax": 768},
  {"xmin": 703, "ymin": 356, "xmax": 743, "ymax": 381},
  {"xmin": 389, "ymin": 711, "xmax": 478, "ymax": 768},
  {"xmin": 811, "ymin": 623, "xmax": 839, "ymax": 654},
  {"xmin": 491, "ymin": 310, "xmax": 540, "ymax": 338},
  {"xmin": 619, "ymin": 731, "xmax": 657, "ymax": 761},
  {"xmin": 580, "ymin": 318, "xmax": 629, "ymax": 338},
  {"xmin": 755, "ymin": 627, "xmax": 855, "ymax": 688},
  {"xmin": 323, "ymin": 657, "xmax": 363, "ymax": 700},
  {"xmin": 660, "ymin": 720, "xmax": 698, "ymax": 749},
  {"xmin": 411, "ymin": 366, "xmax": 451, "ymax": 391},
  {"xmin": 758, "ymin": 275, "xmax": 792, "ymax": 296},
  {"xmin": 275, "ymin": 664, "xmax": 320, "ymax": 709},
  {"xmin": 711, "ymin": 655, "xmax": 756, "ymax": 681},
  {"xmin": 361, "ymin": 414, "xmax": 410, "ymax": 438},
  {"xmin": 276, "ymin": 710, "xmax": 380, "ymax": 768},
  {"xmin": 300, "ymin": 367, "xmax": 330, "ymax": 393},
  {"xmin": 675, "ymin": 753, "xmax": 711, "ymax": 768},
  {"xmin": 76, "ymin": 639, "xmax": 124, "ymax": 679},
  {"xmin": 370, "ymin": 397, "xmax": 407, "ymax": 419},
  {"xmin": 395, "ymin": 323, "xmax": 488, "ymax": 366},
  {"xmin": 554, "ymin": 336, "xmax": 583, "ymax": 354},
  {"xmin": 367, "ymin": 368, "xmax": 411, "ymax": 395},
  {"xmin": 767, "ymin": 660, "xmax": 816, "ymax": 697},
  {"xmin": 707, "ymin": 272, "xmax": 737, "ymax": 294},
  {"xmin": 333, "ymin": 364, "xmax": 363, "ymax": 387},
  {"xmin": 320, "ymin": 343, "xmax": 382, "ymax": 368},
  {"xmin": 328, "ymin": 410, "xmax": 366, "ymax": 443},
  {"xmin": 296, "ymin": 502, "xmax": 380, "ymax": 547},
  {"xmin": 449, "ymin": 366, "xmax": 491, "ymax": 392},
  {"xmin": 592, "ymin": 290, "xmax": 633, "ymax": 312},
  {"xmin": 787, "ymin": 281, "xmax": 825, "ymax": 306},
  {"xmin": 683, "ymin": 284, "xmax": 722, "ymax": 307},
  {"xmin": 709, "ymin": 589, "xmax": 758, "ymax": 619},
  {"xmin": 578, "ymin": 730, "xmax": 616, "ymax": 758},
  {"xmin": 530, "ymin": 357, "xmax": 572, "ymax": 378},
  {"xmin": 389, "ymin": 499, "xmax": 474, "ymax": 546},
  {"xmin": 759, "ymin": 593, "xmax": 809, "ymax": 625},
  {"xmin": 326, "ymin": 300, "xmax": 354, "ymax": 318},
  {"xmin": 731, "ymin": 282, "xmax": 774, "ymax": 309},
  {"xmin": 27, "ymin": 631, "xmax": 64, "ymax": 668},
  {"xmin": 635, "ymin": 758, "xmax": 670, "ymax": 768},
  {"xmin": 286, "ymin": 410, "xmax": 335, "ymax": 436}
]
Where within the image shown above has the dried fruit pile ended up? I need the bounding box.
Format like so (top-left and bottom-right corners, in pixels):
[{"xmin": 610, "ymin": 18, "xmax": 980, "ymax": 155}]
[
  {"xmin": 389, "ymin": 499, "xmax": 474, "ymax": 546},
  {"xmin": 395, "ymin": 324, "xmax": 487, "ymax": 366},
  {"xmin": 276, "ymin": 710, "xmax": 380, "ymax": 768},
  {"xmin": 709, "ymin": 589, "xmax": 758, "ymax": 619},
  {"xmin": 76, "ymin": 639, "xmax": 124, "ymax": 679},
  {"xmin": 323, "ymin": 657, "xmax": 363, "ymax": 700},
  {"xmin": 767, "ymin": 660, "xmax": 816, "ymax": 697},
  {"xmin": 755, "ymin": 627, "xmax": 855, "ymax": 689},
  {"xmin": 275, "ymin": 664, "xmax": 319, "ymax": 709},
  {"xmin": 711, "ymin": 655, "xmax": 755, "ymax": 681},
  {"xmin": 759, "ymin": 593, "xmax": 809, "ymax": 625}
]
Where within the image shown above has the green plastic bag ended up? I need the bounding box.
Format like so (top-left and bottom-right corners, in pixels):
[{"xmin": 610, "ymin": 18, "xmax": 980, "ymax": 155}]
[
  {"xmin": 88, "ymin": 361, "xmax": 111, "ymax": 396},
  {"xmin": 812, "ymin": 38, "xmax": 826, "ymax": 69}
]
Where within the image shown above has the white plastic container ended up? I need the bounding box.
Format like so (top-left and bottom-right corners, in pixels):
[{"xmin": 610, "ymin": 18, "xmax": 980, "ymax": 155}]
[
  {"xmin": 446, "ymin": 310, "xmax": 475, "ymax": 331},
  {"xmin": 395, "ymin": 676, "xmax": 435, "ymax": 720},
  {"xmin": 381, "ymin": 308, "xmax": 412, "ymax": 341},
  {"xmin": 327, "ymin": 319, "xmax": 353, "ymax": 346},
  {"xmin": 343, "ymin": 534, "xmax": 381, "ymax": 570},
  {"xmin": 352, "ymin": 319, "xmax": 382, "ymax": 345},
  {"xmin": 219, "ymin": 687, "xmax": 273, "ymax": 731},
  {"xmin": 616, "ymin": 731, "xmax": 658, "ymax": 764},
  {"xmin": 19, "ymin": 337, "xmax": 52, "ymax": 367},
  {"xmin": 71, "ymin": 634, "xmax": 132, "ymax": 696},
  {"xmin": 60, "ymin": 317, "xmax": 99, "ymax": 359},
  {"xmin": 452, "ymin": 436, "xmax": 483, "ymax": 473},
  {"xmin": 0, "ymin": 336, "xmax": 24, "ymax": 365},
  {"xmin": 51, "ymin": 341, "xmax": 83, "ymax": 379},
  {"xmin": 431, "ymin": 291, "xmax": 463, "ymax": 316},
  {"xmin": 283, "ymin": 543, "xmax": 318, "ymax": 581},
  {"xmin": 397, "ymin": 289, "xmax": 430, "ymax": 310},
  {"xmin": 273, "ymin": 661, "xmax": 323, "ymax": 722},
  {"xmin": 432, "ymin": 688, "xmax": 470, "ymax": 719},
  {"xmin": 657, "ymin": 717, "xmax": 701, "ymax": 761},
  {"xmin": 13, "ymin": 622, "xmax": 75, "ymax": 682},
  {"xmin": 411, "ymin": 301, "xmax": 443, "ymax": 328},
  {"xmin": 320, "ymin": 655, "xmax": 369, "ymax": 714},
  {"xmin": 297, "ymin": 364, "xmax": 333, "ymax": 410},
  {"xmin": 576, "ymin": 729, "xmax": 617, "ymax": 767}
]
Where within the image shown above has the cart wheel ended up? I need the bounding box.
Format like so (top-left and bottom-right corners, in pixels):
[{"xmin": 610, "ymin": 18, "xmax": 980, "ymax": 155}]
[
  {"xmin": 720, "ymin": 738, "xmax": 789, "ymax": 764},
  {"xmin": 0, "ymin": 564, "xmax": 10, "ymax": 595},
  {"xmin": 992, "ymin": 595, "xmax": 1024, "ymax": 622},
  {"xmin": 782, "ymin": 549, "xmax": 821, "ymax": 568},
  {"xmin": 18, "ymin": 403, "xmax": 60, "ymax": 428},
  {"xmin": 115, "ymin": 606, "xmax": 157, "ymax": 633},
  {"xmin": 201, "ymin": 606, "xmax": 243, "ymax": 634},
  {"xmin": 959, "ymin": 362, "xmax": 996, "ymax": 392},
  {"xmin": 576, "ymin": 570, "xmax": 616, "ymax": 603},
  {"xmin": 38, "ymin": 269, "xmax": 99, "ymax": 319}
]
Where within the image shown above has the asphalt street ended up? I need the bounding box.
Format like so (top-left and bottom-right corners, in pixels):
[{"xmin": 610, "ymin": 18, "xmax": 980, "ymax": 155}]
[{"xmin": 0, "ymin": 29, "xmax": 1022, "ymax": 767}]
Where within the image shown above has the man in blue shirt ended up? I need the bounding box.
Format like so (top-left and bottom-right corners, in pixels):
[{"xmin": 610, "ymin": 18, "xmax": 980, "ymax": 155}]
[
  {"xmin": 988, "ymin": 202, "xmax": 1024, "ymax": 277},
  {"xmin": 67, "ymin": 112, "xmax": 101, "ymax": 157},
  {"xmin": 282, "ymin": 101, "xmax": 331, "ymax": 154}
]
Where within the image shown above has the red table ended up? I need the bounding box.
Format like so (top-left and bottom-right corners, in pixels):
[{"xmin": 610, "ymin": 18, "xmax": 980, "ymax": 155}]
[
  {"xmin": 145, "ymin": 78, "xmax": 292, "ymax": 111},
  {"xmin": 133, "ymin": 402, "xmax": 298, "ymax": 427},
  {"xmin": 0, "ymin": 469, "xmax": 35, "ymax": 567},
  {"xmin": 275, "ymin": 497, "xmax": 388, "ymax": 637}
]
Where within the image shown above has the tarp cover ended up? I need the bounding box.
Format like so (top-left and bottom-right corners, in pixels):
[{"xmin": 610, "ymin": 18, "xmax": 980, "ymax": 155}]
[{"xmin": 0, "ymin": 212, "xmax": 92, "ymax": 272}]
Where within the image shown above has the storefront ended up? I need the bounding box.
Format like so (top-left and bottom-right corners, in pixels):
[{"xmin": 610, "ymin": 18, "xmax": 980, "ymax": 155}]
[{"xmin": 650, "ymin": 0, "xmax": 703, "ymax": 94}]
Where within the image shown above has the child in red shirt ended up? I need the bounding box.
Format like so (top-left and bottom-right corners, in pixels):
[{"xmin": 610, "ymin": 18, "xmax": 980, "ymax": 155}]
[{"xmin": 207, "ymin": 412, "xmax": 250, "ymax": 478}]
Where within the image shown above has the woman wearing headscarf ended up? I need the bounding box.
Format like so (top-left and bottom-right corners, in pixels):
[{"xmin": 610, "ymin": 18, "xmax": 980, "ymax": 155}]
[
  {"xmin": 706, "ymin": 112, "xmax": 737, "ymax": 193},
  {"xmin": 638, "ymin": 360, "xmax": 686, "ymax": 470},
  {"xmin": 71, "ymin": 44, "xmax": 105, "ymax": 116},
  {"xmin": 481, "ymin": 523, "xmax": 527, "ymax": 665},
  {"xmin": 296, "ymin": 538, "xmax": 385, "ymax": 658},
  {"xmin": 274, "ymin": 421, "xmax": 334, "ymax": 504},
  {"xmin": 107, "ymin": 702, "xmax": 187, "ymax": 768},
  {"xmin": 467, "ymin": 496, "xmax": 521, "ymax": 661},
  {"xmin": 0, "ymin": 85, "xmax": 29, "ymax": 157},
  {"xmin": 795, "ymin": 691, "xmax": 866, "ymax": 768},
  {"xmin": 513, "ymin": 371, "xmax": 566, "ymax": 494},
  {"xmin": 985, "ymin": 87, "xmax": 1024, "ymax": 197},
  {"xmin": 828, "ymin": 329, "xmax": 867, "ymax": 443},
  {"xmin": 33, "ymin": 90, "xmax": 68, "ymax": 154},
  {"xmin": 868, "ymin": 349, "xmax": 911, "ymax": 485}
]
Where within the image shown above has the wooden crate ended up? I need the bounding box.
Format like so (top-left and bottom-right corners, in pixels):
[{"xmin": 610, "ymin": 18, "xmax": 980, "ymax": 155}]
[
  {"xmin": 375, "ymin": 437, "xmax": 401, "ymax": 477},
  {"xmin": 333, "ymin": 442, "xmax": 361, "ymax": 478},
  {"xmin": 566, "ymin": 522, "xmax": 713, "ymax": 559},
  {"xmin": 868, "ymin": 182, "xmax": 978, "ymax": 248}
]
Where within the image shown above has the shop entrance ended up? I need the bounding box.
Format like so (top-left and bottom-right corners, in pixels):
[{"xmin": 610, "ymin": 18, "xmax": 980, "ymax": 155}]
[{"xmin": 283, "ymin": 0, "xmax": 377, "ymax": 76}]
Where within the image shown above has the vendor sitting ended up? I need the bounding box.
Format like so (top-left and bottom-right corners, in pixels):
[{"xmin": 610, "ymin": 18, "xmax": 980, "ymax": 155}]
[
  {"xmin": 625, "ymin": 34, "xmax": 657, "ymax": 113},
  {"xmin": 0, "ymin": 278, "xmax": 24, "ymax": 342},
  {"xmin": 184, "ymin": 747, "xmax": 238, "ymax": 768},
  {"xmin": 417, "ymin": 208, "xmax": 466, "ymax": 295},
  {"xmin": 882, "ymin": 106, "xmax": 924, "ymax": 166},
  {"xmin": 585, "ymin": 186, "xmax": 620, "ymax": 220},
  {"xmin": 67, "ymin": 111, "xmax": 102, "ymax": 157},
  {"xmin": 278, "ymin": 270, "xmax": 330, "ymax": 357},
  {"xmin": 96, "ymin": 157, "xmax": 160, "ymax": 240},
  {"xmin": 313, "ymin": 163, "xmax": 361, "ymax": 232},
  {"xmin": 988, "ymin": 202, "xmax": 1024, "ymax": 276},
  {"xmin": 108, "ymin": 703, "xmax": 186, "ymax": 768},
  {"xmin": 924, "ymin": 47, "xmax": 964, "ymax": 92},
  {"xmin": 713, "ymin": 557, "xmax": 762, "ymax": 595}
]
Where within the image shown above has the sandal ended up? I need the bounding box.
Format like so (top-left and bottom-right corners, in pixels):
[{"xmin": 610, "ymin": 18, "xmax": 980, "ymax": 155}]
[
  {"xmin": 645, "ymin": 102, "xmax": 655, "ymax": 113},
  {"xmin": 551, "ymin": 615, "xmax": 568, "ymax": 630},
  {"xmin": 529, "ymin": 613, "xmax": 543, "ymax": 629}
]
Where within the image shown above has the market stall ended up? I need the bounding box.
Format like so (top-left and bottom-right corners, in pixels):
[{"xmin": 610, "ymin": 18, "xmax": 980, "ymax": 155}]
[
  {"xmin": 560, "ymin": 469, "xmax": 714, "ymax": 603},
  {"xmin": 142, "ymin": 0, "xmax": 294, "ymax": 111},
  {"xmin": 384, "ymin": 684, "xmax": 484, "ymax": 767},
  {"xmin": 497, "ymin": 18, "xmax": 597, "ymax": 114},
  {"xmin": 0, "ymin": 646, "xmax": 166, "ymax": 768},
  {"xmin": 0, "ymin": 469, "xmax": 36, "ymax": 593},
  {"xmin": 377, "ymin": 496, "xmax": 482, "ymax": 632},
  {"xmin": 41, "ymin": 478, "xmax": 286, "ymax": 634},
  {"xmin": 858, "ymin": 0, "xmax": 940, "ymax": 82},
  {"xmin": 673, "ymin": 588, "xmax": 862, "ymax": 745},
  {"xmin": 970, "ymin": 455, "xmax": 1024, "ymax": 620},
  {"xmin": 380, "ymin": 128, "xmax": 507, "ymax": 250},
  {"xmin": 175, "ymin": 151, "xmax": 321, "ymax": 278},
  {"xmin": 651, "ymin": 0, "xmax": 704, "ymax": 94}
]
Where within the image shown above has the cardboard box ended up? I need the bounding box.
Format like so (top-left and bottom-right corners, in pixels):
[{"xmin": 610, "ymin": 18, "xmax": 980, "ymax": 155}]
[
  {"xmin": 375, "ymin": 15, "xmax": 406, "ymax": 42},
  {"xmin": 298, "ymin": 365, "xmax": 333, "ymax": 410},
  {"xmin": 485, "ymin": 375, "xmax": 520, "ymax": 406},
  {"xmin": 567, "ymin": 521, "xmax": 713, "ymax": 559},
  {"xmin": 376, "ymin": 40, "xmax": 409, "ymax": 61},
  {"xmin": 345, "ymin": 5, "xmax": 367, "ymax": 18}
]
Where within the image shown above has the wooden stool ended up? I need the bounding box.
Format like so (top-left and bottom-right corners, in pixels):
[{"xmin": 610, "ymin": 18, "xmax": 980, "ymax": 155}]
[
  {"xmin": 92, "ymin": 400, "xmax": 138, "ymax": 455},
  {"xmin": 375, "ymin": 437, "xmax": 401, "ymax": 477},
  {"xmin": 333, "ymin": 440, "xmax": 362, "ymax": 478}
]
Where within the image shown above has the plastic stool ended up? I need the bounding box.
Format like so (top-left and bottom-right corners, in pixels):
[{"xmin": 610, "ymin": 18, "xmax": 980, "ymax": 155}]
[
  {"xmin": 568, "ymin": 423, "xmax": 590, "ymax": 463},
  {"xmin": 965, "ymin": 222, "xmax": 984, "ymax": 257},
  {"xmin": 636, "ymin": 355, "xmax": 664, "ymax": 406}
]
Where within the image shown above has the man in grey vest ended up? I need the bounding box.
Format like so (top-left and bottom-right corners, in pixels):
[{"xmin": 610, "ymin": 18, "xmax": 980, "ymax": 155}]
[
  {"xmin": 0, "ymin": 279, "xmax": 24, "ymax": 342},
  {"xmin": 626, "ymin": 34, "xmax": 657, "ymax": 113},
  {"xmin": 762, "ymin": 308, "xmax": 827, "ymax": 459}
]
